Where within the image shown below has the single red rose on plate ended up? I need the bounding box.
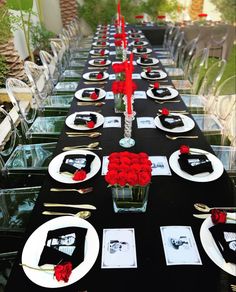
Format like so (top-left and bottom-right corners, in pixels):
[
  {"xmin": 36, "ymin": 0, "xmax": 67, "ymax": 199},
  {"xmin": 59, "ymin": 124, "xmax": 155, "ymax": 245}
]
[
  {"xmin": 73, "ymin": 170, "xmax": 87, "ymax": 181},
  {"xmin": 100, "ymin": 49, "xmax": 105, "ymax": 56},
  {"xmin": 100, "ymin": 60, "xmax": 106, "ymax": 65},
  {"xmin": 161, "ymin": 108, "xmax": 169, "ymax": 116},
  {"xmin": 153, "ymin": 81, "xmax": 159, "ymax": 89},
  {"xmin": 54, "ymin": 262, "xmax": 72, "ymax": 283},
  {"xmin": 96, "ymin": 73, "xmax": 103, "ymax": 79},
  {"xmin": 86, "ymin": 121, "xmax": 95, "ymax": 128},
  {"xmin": 146, "ymin": 67, "xmax": 152, "ymax": 73},
  {"xmin": 211, "ymin": 209, "xmax": 227, "ymax": 224},
  {"xmin": 90, "ymin": 92, "xmax": 98, "ymax": 100},
  {"xmin": 179, "ymin": 145, "xmax": 190, "ymax": 154}
]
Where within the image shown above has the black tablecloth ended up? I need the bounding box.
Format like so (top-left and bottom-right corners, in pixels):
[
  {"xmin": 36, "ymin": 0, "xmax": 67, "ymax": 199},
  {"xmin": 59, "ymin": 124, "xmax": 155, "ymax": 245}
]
[{"xmin": 5, "ymin": 24, "xmax": 236, "ymax": 292}]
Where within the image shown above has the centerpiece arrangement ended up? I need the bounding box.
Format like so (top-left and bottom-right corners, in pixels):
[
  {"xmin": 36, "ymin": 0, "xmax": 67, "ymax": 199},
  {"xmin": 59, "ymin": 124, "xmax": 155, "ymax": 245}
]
[{"xmin": 105, "ymin": 151, "xmax": 152, "ymax": 213}]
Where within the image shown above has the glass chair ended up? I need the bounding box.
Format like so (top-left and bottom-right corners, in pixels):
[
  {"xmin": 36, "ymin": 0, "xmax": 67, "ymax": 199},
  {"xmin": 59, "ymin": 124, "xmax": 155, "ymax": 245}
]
[
  {"xmin": 6, "ymin": 78, "xmax": 65, "ymax": 143},
  {"xmin": 39, "ymin": 50, "xmax": 78, "ymax": 94},
  {"xmin": 208, "ymin": 24, "xmax": 229, "ymax": 60},
  {"xmin": 181, "ymin": 59, "xmax": 227, "ymax": 113},
  {"xmin": 24, "ymin": 60, "xmax": 73, "ymax": 115}
]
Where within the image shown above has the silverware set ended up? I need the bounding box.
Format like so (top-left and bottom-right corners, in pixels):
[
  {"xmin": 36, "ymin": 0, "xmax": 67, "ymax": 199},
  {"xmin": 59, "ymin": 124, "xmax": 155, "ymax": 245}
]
[
  {"xmin": 193, "ymin": 202, "xmax": 236, "ymax": 219},
  {"xmin": 42, "ymin": 210, "xmax": 91, "ymax": 219}
]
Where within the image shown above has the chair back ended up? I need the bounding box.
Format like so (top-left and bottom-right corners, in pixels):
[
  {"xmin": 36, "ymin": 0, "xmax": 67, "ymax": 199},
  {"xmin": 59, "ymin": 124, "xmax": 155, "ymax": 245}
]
[{"xmin": 39, "ymin": 50, "xmax": 60, "ymax": 85}]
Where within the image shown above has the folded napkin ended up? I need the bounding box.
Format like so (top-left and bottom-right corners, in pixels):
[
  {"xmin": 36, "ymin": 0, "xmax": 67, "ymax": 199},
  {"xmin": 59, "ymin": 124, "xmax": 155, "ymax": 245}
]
[
  {"xmin": 38, "ymin": 226, "xmax": 88, "ymax": 269},
  {"xmin": 74, "ymin": 113, "xmax": 97, "ymax": 126},
  {"xmin": 59, "ymin": 154, "xmax": 95, "ymax": 175},
  {"xmin": 96, "ymin": 41, "xmax": 106, "ymax": 46},
  {"xmin": 134, "ymin": 41, "xmax": 143, "ymax": 46},
  {"xmin": 94, "ymin": 49, "xmax": 104, "ymax": 54},
  {"xmin": 137, "ymin": 47, "xmax": 147, "ymax": 53},
  {"xmin": 146, "ymin": 72, "xmax": 160, "ymax": 78},
  {"xmin": 93, "ymin": 59, "xmax": 107, "ymax": 65},
  {"xmin": 178, "ymin": 153, "xmax": 214, "ymax": 175},
  {"xmin": 140, "ymin": 57, "xmax": 153, "ymax": 64},
  {"xmin": 82, "ymin": 88, "xmax": 100, "ymax": 99},
  {"xmin": 151, "ymin": 88, "xmax": 171, "ymax": 97},
  {"xmin": 159, "ymin": 114, "xmax": 184, "ymax": 129},
  {"xmin": 131, "ymin": 33, "xmax": 141, "ymax": 38},
  {"xmin": 89, "ymin": 71, "xmax": 104, "ymax": 79},
  {"xmin": 209, "ymin": 223, "xmax": 236, "ymax": 264}
]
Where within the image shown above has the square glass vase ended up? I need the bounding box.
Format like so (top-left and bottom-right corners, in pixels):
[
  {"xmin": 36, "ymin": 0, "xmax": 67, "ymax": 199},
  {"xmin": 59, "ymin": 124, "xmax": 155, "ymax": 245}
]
[
  {"xmin": 114, "ymin": 93, "xmax": 125, "ymax": 113},
  {"xmin": 111, "ymin": 185, "xmax": 149, "ymax": 213}
]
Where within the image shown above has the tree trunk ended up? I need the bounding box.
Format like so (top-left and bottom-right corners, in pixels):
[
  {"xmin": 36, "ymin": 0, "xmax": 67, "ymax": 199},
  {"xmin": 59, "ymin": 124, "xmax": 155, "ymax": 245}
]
[
  {"xmin": 189, "ymin": 0, "xmax": 205, "ymax": 20},
  {"xmin": 0, "ymin": 0, "xmax": 27, "ymax": 82},
  {"xmin": 59, "ymin": 0, "xmax": 78, "ymax": 27}
]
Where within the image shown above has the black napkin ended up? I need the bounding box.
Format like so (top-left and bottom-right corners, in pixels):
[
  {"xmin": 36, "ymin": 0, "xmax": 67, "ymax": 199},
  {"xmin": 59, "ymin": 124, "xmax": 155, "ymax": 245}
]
[
  {"xmin": 96, "ymin": 41, "xmax": 106, "ymax": 46},
  {"xmin": 159, "ymin": 114, "xmax": 184, "ymax": 129},
  {"xmin": 89, "ymin": 71, "xmax": 104, "ymax": 79},
  {"xmin": 74, "ymin": 113, "xmax": 97, "ymax": 126},
  {"xmin": 134, "ymin": 41, "xmax": 143, "ymax": 46},
  {"xmin": 209, "ymin": 223, "xmax": 236, "ymax": 264},
  {"xmin": 140, "ymin": 57, "xmax": 153, "ymax": 64},
  {"xmin": 93, "ymin": 59, "xmax": 106, "ymax": 65},
  {"xmin": 178, "ymin": 153, "xmax": 214, "ymax": 175},
  {"xmin": 146, "ymin": 72, "xmax": 160, "ymax": 78},
  {"xmin": 137, "ymin": 47, "xmax": 147, "ymax": 53},
  {"xmin": 38, "ymin": 227, "xmax": 88, "ymax": 269},
  {"xmin": 82, "ymin": 88, "xmax": 100, "ymax": 98},
  {"xmin": 151, "ymin": 88, "xmax": 171, "ymax": 97},
  {"xmin": 59, "ymin": 154, "xmax": 95, "ymax": 175},
  {"xmin": 94, "ymin": 49, "xmax": 103, "ymax": 54},
  {"xmin": 131, "ymin": 33, "xmax": 141, "ymax": 38}
]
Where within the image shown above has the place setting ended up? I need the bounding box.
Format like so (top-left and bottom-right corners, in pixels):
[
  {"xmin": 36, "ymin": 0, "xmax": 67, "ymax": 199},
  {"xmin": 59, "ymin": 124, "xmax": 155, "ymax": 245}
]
[
  {"xmin": 89, "ymin": 49, "xmax": 109, "ymax": 57},
  {"xmin": 136, "ymin": 55, "xmax": 159, "ymax": 66},
  {"xmin": 168, "ymin": 144, "xmax": 224, "ymax": 183},
  {"xmin": 92, "ymin": 41, "xmax": 109, "ymax": 48},
  {"xmin": 130, "ymin": 40, "xmax": 149, "ymax": 47},
  {"xmin": 82, "ymin": 71, "xmax": 109, "ymax": 82},
  {"xmin": 141, "ymin": 68, "xmax": 167, "ymax": 80},
  {"xmin": 75, "ymin": 87, "xmax": 106, "ymax": 101},
  {"xmin": 132, "ymin": 47, "xmax": 152, "ymax": 55},
  {"xmin": 88, "ymin": 58, "xmax": 111, "ymax": 67},
  {"xmin": 146, "ymin": 83, "xmax": 179, "ymax": 101}
]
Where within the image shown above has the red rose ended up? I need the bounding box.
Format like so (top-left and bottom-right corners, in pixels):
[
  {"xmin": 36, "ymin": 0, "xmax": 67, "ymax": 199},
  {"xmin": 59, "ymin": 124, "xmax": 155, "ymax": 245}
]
[
  {"xmin": 115, "ymin": 40, "xmax": 122, "ymax": 47},
  {"xmin": 117, "ymin": 171, "xmax": 127, "ymax": 186},
  {"xmin": 100, "ymin": 49, "xmax": 105, "ymax": 56},
  {"xmin": 112, "ymin": 63, "xmax": 125, "ymax": 73},
  {"xmin": 73, "ymin": 170, "xmax": 87, "ymax": 181},
  {"xmin": 140, "ymin": 158, "xmax": 152, "ymax": 166},
  {"xmin": 108, "ymin": 163, "xmax": 120, "ymax": 171},
  {"xmin": 140, "ymin": 164, "xmax": 152, "ymax": 172},
  {"xmin": 54, "ymin": 262, "xmax": 72, "ymax": 283},
  {"xmin": 135, "ymin": 15, "xmax": 144, "ymax": 19},
  {"xmin": 100, "ymin": 60, "xmax": 106, "ymax": 65},
  {"xmin": 109, "ymin": 152, "xmax": 120, "ymax": 160},
  {"xmin": 96, "ymin": 73, "xmax": 103, "ymax": 79},
  {"xmin": 138, "ymin": 171, "xmax": 151, "ymax": 186},
  {"xmin": 146, "ymin": 67, "xmax": 152, "ymax": 73},
  {"xmin": 139, "ymin": 152, "xmax": 149, "ymax": 159},
  {"xmin": 131, "ymin": 163, "xmax": 142, "ymax": 173},
  {"xmin": 119, "ymin": 163, "xmax": 130, "ymax": 172},
  {"xmin": 153, "ymin": 82, "xmax": 159, "ymax": 89},
  {"xmin": 105, "ymin": 170, "xmax": 118, "ymax": 185},
  {"xmin": 86, "ymin": 121, "xmax": 95, "ymax": 128},
  {"xmin": 211, "ymin": 209, "xmax": 227, "ymax": 224},
  {"xmin": 161, "ymin": 108, "xmax": 169, "ymax": 116},
  {"xmin": 90, "ymin": 92, "xmax": 98, "ymax": 100},
  {"xmin": 179, "ymin": 145, "xmax": 190, "ymax": 154},
  {"xmin": 142, "ymin": 54, "xmax": 148, "ymax": 59},
  {"xmin": 126, "ymin": 171, "xmax": 138, "ymax": 186},
  {"xmin": 120, "ymin": 157, "xmax": 131, "ymax": 165}
]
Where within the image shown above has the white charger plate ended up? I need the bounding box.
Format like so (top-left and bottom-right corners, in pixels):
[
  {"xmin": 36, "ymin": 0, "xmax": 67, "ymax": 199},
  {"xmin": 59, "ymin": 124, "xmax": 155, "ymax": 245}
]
[
  {"xmin": 169, "ymin": 148, "xmax": 224, "ymax": 182},
  {"xmin": 65, "ymin": 111, "xmax": 104, "ymax": 131},
  {"xmin": 200, "ymin": 216, "xmax": 236, "ymax": 276},
  {"xmin": 75, "ymin": 88, "xmax": 106, "ymax": 101},
  {"xmin": 48, "ymin": 149, "xmax": 101, "ymax": 184},
  {"xmin": 154, "ymin": 113, "xmax": 195, "ymax": 133},
  {"xmin": 21, "ymin": 216, "xmax": 99, "ymax": 288},
  {"xmin": 141, "ymin": 70, "xmax": 167, "ymax": 80},
  {"xmin": 83, "ymin": 71, "xmax": 109, "ymax": 81},
  {"xmin": 88, "ymin": 59, "xmax": 111, "ymax": 67},
  {"xmin": 89, "ymin": 49, "xmax": 109, "ymax": 56},
  {"xmin": 133, "ymin": 48, "xmax": 152, "ymax": 55},
  {"xmin": 137, "ymin": 57, "xmax": 159, "ymax": 66},
  {"xmin": 146, "ymin": 87, "xmax": 179, "ymax": 100}
]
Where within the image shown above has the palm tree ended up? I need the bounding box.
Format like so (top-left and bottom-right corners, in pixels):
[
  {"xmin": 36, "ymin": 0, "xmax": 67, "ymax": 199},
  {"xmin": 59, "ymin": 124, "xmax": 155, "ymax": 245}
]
[
  {"xmin": 59, "ymin": 0, "xmax": 78, "ymax": 27},
  {"xmin": 0, "ymin": 0, "xmax": 26, "ymax": 81}
]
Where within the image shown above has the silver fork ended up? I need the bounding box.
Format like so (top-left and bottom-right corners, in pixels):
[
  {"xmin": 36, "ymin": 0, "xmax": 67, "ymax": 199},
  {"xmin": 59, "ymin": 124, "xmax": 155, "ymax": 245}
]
[
  {"xmin": 155, "ymin": 100, "xmax": 180, "ymax": 104},
  {"xmin": 166, "ymin": 134, "xmax": 199, "ymax": 140},
  {"xmin": 231, "ymin": 285, "xmax": 236, "ymax": 292},
  {"xmin": 50, "ymin": 187, "xmax": 93, "ymax": 194}
]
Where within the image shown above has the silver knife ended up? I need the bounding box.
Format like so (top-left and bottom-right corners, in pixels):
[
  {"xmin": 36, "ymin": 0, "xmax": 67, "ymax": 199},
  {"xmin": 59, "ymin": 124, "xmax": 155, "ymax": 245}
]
[
  {"xmin": 193, "ymin": 214, "xmax": 210, "ymax": 219},
  {"xmin": 44, "ymin": 203, "xmax": 96, "ymax": 210}
]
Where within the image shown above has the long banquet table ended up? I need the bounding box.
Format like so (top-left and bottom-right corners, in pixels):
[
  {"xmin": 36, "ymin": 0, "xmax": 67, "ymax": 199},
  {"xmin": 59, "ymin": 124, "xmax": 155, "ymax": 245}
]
[{"xmin": 5, "ymin": 24, "xmax": 236, "ymax": 292}]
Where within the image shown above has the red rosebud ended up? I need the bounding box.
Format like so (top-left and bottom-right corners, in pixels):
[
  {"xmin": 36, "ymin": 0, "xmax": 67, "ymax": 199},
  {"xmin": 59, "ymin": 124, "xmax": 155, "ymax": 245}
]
[
  {"xmin": 179, "ymin": 145, "xmax": 190, "ymax": 154},
  {"xmin": 100, "ymin": 60, "xmax": 106, "ymax": 65},
  {"xmin": 142, "ymin": 54, "xmax": 148, "ymax": 59},
  {"xmin": 90, "ymin": 92, "xmax": 98, "ymax": 100},
  {"xmin": 161, "ymin": 108, "xmax": 169, "ymax": 116},
  {"xmin": 211, "ymin": 209, "xmax": 227, "ymax": 224},
  {"xmin": 139, "ymin": 152, "xmax": 149, "ymax": 159},
  {"xmin": 73, "ymin": 170, "xmax": 87, "ymax": 181},
  {"xmin": 108, "ymin": 163, "xmax": 120, "ymax": 171},
  {"xmin": 109, "ymin": 152, "xmax": 120, "ymax": 160},
  {"xmin": 120, "ymin": 157, "xmax": 131, "ymax": 165},
  {"xmin": 100, "ymin": 49, "xmax": 105, "ymax": 56},
  {"xmin": 105, "ymin": 170, "xmax": 119, "ymax": 185},
  {"xmin": 86, "ymin": 121, "xmax": 95, "ymax": 128},
  {"xmin": 115, "ymin": 40, "xmax": 122, "ymax": 47},
  {"xmin": 117, "ymin": 171, "xmax": 127, "ymax": 186},
  {"xmin": 146, "ymin": 67, "xmax": 152, "ymax": 73},
  {"xmin": 126, "ymin": 171, "xmax": 138, "ymax": 186},
  {"xmin": 138, "ymin": 171, "xmax": 151, "ymax": 186},
  {"xmin": 54, "ymin": 262, "xmax": 72, "ymax": 283},
  {"xmin": 135, "ymin": 38, "xmax": 140, "ymax": 42},
  {"xmin": 153, "ymin": 82, "xmax": 159, "ymax": 89},
  {"xmin": 137, "ymin": 46, "xmax": 143, "ymax": 50},
  {"xmin": 96, "ymin": 73, "xmax": 103, "ymax": 79}
]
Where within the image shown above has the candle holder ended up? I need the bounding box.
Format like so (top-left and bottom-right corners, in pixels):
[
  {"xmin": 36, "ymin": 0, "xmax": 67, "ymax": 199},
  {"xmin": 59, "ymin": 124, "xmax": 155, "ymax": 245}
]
[{"xmin": 119, "ymin": 96, "xmax": 136, "ymax": 148}]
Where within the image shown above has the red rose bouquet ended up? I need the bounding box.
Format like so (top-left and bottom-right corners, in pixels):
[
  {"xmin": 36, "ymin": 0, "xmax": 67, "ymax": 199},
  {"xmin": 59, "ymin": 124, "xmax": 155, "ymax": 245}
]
[{"xmin": 105, "ymin": 151, "xmax": 152, "ymax": 212}]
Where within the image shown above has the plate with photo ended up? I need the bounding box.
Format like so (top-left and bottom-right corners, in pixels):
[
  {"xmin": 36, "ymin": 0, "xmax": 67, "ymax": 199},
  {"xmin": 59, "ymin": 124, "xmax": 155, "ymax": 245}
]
[
  {"xmin": 88, "ymin": 59, "xmax": 111, "ymax": 67},
  {"xmin": 141, "ymin": 70, "xmax": 167, "ymax": 80},
  {"xmin": 146, "ymin": 87, "xmax": 179, "ymax": 100},
  {"xmin": 82, "ymin": 71, "xmax": 109, "ymax": 81},
  {"xmin": 75, "ymin": 88, "xmax": 106, "ymax": 101}
]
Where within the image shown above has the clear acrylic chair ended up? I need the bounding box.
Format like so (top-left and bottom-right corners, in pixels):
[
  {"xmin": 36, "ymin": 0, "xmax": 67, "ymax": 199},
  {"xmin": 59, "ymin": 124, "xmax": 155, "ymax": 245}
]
[
  {"xmin": 181, "ymin": 59, "xmax": 227, "ymax": 113},
  {"xmin": 39, "ymin": 50, "xmax": 78, "ymax": 94},
  {"xmin": 24, "ymin": 61, "xmax": 73, "ymax": 115},
  {"xmin": 208, "ymin": 24, "xmax": 229, "ymax": 60},
  {"xmin": 6, "ymin": 78, "xmax": 65, "ymax": 143}
]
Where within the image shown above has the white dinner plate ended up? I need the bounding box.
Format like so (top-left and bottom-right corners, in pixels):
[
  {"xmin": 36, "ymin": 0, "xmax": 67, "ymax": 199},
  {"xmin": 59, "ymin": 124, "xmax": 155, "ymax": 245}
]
[
  {"xmin": 65, "ymin": 111, "xmax": 104, "ymax": 131},
  {"xmin": 92, "ymin": 42, "xmax": 109, "ymax": 48},
  {"xmin": 48, "ymin": 149, "xmax": 101, "ymax": 184},
  {"xmin": 75, "ymin": 88, "xmax": 106, "ymax": 101},
  {"xmin": 154, "ymin": 113, "xmax": 195, "ymax": 133},
  {"xmin": 89, "ymin": 49, "xmax": 109, "ymax": 56},
  {"xmin": 136, "ymin": 57, "xmax": 159, "ymax": 66},
  {"xmin": 82, "ymin": 71, "xmax": 109, "ymax": 81},
  {"xmin": 129, "ymin": 34, "xmax": 145, "ymax": 39},
  {"xmin": 169, "ymin": 148, "xmax": 224, "ymax": 182},
  {"xmin": 200, "ymin": 216, "xmax": 236, "ymax": 276},
  {"xmin": 141, "ymin": 70, "xmax": 167, "ymax": 80},
  {"xmin": 146, "ymin": 87, "xmax": 179, "ymax": 100},
  {"xmin": 21, "ymin": 216, "xmax": 100, "ymax": 288},
  {"xmin": 88, "ymin": 59, "xmax": 111, "ymax": 67},
  {"xmin": 133, "ymin": 48, "xmax": 152, "ymax": 55},
  {"xmin": 130, "ymin": 41, "xmax": 148, "ymax": 47}
]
